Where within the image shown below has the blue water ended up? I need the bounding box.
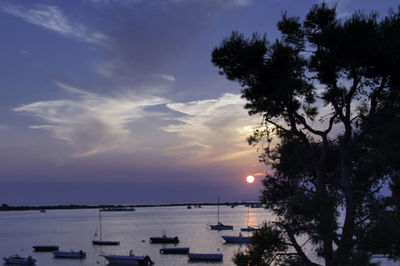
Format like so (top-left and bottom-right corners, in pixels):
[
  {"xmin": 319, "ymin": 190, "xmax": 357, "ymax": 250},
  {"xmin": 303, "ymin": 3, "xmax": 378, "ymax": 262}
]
[
  {"xmin": 0, "ymin": 206, "xmax": 396, "ymax": 266},
  {"xmin": 0, "ymin": 206, "xmax": 267, "ymax": 265}
]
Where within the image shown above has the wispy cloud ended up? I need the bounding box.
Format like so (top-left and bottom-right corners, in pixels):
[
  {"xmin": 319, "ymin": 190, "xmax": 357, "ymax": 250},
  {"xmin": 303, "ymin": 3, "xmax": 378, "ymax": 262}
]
[
  {"xmin": 0, "ymin": 3, "xmax": 108, "ymax": 45},
  {"xmin": 14, "ymin": 81, "xmax": 169, "ymax": 157},
  {"xmin": 164, "ymin": 93, "xmax": 260, "ymax": 165},
  {"xmin": 158, "ymin": 74, "xmax": 176, "ymax": 82}
]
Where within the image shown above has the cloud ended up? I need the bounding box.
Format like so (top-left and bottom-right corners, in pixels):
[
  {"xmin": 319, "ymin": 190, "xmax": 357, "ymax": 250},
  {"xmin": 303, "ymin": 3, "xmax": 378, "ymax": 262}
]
[
  {"xmin": 0, "ymin": 3, "xmax": 108, "ymax": 45},
  {"xmin": 163, "ymin": 93, "xmax": 260, "ymax": 165},
  {"xmin": 158, "ymin": 74, "xmax": 176, "ymax": 82},
  {"xmin": 14, "ymin": 81, "xmax": 169, "ymax": 157}
]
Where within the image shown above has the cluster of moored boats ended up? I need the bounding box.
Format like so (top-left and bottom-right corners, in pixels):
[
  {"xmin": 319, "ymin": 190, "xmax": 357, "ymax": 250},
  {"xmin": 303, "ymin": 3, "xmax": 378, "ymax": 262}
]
[{"xmin": 4, "ymin": 198, "xmax": 258, "ymax": 265}]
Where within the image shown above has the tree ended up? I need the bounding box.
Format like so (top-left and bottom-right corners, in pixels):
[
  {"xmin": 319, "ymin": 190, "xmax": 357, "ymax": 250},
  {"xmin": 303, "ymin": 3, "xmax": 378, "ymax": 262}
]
[{"xmin": 212, "ymin": 3, "xmax": 400, "ymax": 266}]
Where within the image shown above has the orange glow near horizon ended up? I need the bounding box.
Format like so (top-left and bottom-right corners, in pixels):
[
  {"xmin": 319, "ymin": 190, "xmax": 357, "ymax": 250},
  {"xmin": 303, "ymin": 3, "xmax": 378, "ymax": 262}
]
[{"xmin": 246, "ymin": 175, "xmax": 255, "ymax": 184}]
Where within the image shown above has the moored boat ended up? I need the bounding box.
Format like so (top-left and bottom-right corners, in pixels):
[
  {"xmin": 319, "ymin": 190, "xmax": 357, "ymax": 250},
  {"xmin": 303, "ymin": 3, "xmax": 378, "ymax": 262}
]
[
  {"xmin": 33, "ymin": 245, "xmax": 59, "ymax": 252},
  {"xmin": 53, "ymin": 250, "xmax": 86, "ymax": 259},
  {"xmin": 188, "ymin": 252, "xmax": 223, "ymax": 261},
  {"xmin": 240, "ymin": 226, "xmax": 258, "ymax": 232},
  {"xmin": 160, "ymin": 247, "xmax": 190, "ymax": 254},
  {"xmin": 92, "ymin": 210, "xmax": 120, "ymax": 246},
  {"xmin": 3, "ymin": 255, "xmax": 36, "ymax": 265},
  {"xmin": 150, "ymin": 233, "xmax": 179, "ymax": 244},
  {"xmin": 100, "ymin": 250, "xmax": 153, "ymax": 265},
  {"xmin": 222, "ymin": 234, "xmax": 252, "ymax": 244},
  {"xmin": 209, "ymin": 195, "xmax": 233, "ymax": 230}
]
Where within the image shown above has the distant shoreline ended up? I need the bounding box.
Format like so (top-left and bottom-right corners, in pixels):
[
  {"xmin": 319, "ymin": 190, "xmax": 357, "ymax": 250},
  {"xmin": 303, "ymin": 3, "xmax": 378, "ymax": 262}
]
[{"xmin": 0, "ymin": 201, "xmax": 260, "ymax": 211}]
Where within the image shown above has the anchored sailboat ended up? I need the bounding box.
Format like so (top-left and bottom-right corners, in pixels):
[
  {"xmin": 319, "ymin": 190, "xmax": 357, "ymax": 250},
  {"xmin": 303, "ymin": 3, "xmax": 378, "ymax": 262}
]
[
  {"xmin": 209, "ymin": 195, "xmax": 233, "ymax": 230},
  {"xmin": 241, "ymin": 206, "xmax": 257, "ymax": 232},
  {"xmin": 92, "ymin": 210, "xmax": 120, "ymax": 246}
]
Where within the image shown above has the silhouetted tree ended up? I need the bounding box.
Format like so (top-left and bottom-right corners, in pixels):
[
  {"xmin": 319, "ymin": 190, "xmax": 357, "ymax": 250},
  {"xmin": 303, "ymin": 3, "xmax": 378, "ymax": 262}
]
[{"xmin": 212, "ymin": 3, "xmax": 400, "ymax": 266}]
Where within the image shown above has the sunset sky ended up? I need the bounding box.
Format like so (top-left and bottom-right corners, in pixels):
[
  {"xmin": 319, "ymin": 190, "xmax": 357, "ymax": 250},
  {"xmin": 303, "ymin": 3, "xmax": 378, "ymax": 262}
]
[{"xmin": 0, "ymin": 0, "xmax": 397, "ymax": 205}]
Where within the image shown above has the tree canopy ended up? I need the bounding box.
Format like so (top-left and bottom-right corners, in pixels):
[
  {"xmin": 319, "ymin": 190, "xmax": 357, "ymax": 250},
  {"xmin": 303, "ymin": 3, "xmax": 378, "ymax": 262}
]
[{"xmin": 212, "ymin": 3, "xmax": 400, "ymax": 266}]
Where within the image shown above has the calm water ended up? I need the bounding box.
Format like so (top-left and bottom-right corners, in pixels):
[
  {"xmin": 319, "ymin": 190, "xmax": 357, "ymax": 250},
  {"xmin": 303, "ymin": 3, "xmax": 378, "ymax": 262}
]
[
  {"xmin": 0, "ymin": 206, "xmax": 396, "ymax": 266},
  {"xmin": 0, "ymin": 206, "xmax": 268, "ymax": 266}
]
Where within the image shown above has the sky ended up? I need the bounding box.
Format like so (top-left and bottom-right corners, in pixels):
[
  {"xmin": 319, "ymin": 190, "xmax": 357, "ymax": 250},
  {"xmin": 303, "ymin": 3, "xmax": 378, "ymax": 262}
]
[{"xmin": 0, "ymin": 0, "xmax": 398, "ymax": 206}]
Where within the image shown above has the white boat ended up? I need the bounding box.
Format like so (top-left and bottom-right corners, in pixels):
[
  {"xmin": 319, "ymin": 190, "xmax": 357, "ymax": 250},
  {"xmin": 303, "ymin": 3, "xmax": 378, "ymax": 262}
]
[
  {"xmin": 209, "ymin": 195, "xmax": 233, "ymax": 230},
  {"xmin": 3, "ymin": 255, "xmax": 36, "ymax": 265},
  {"xmin": 53, "ymin": 250, "xmax": 86, "ymax": 259},
  {"xmin": 100, "ymin": 250, "xmax": 153, "ymax": 265},
  {"xmin": 222, "ymin": 233, "xmax": 252, "ymax": 244},
  {"xmin": 188, "ymin": 252, "xmax": 223, "ymax": 261},
  {"xmin": 92, "ymin": 210, "xmax": 120, "ymax": 246}
]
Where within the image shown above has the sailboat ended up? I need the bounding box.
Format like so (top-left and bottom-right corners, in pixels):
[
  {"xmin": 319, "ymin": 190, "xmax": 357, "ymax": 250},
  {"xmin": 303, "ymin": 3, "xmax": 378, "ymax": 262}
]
[
  {"xmin": 209, "ymin": 195, "xmax": 233, "ymax": 230},
  {"xmin": 92, "ymin": 210, "xmax": 120, "ymax": 246},
  {"xmin": 240, "ymin": 206, "xmax": 257, "ymax": 232}
]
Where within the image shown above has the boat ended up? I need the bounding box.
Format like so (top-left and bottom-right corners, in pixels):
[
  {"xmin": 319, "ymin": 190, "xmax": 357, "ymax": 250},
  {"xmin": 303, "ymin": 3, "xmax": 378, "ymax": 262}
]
[
  {"xmin": 53, "ymin": 250, "xmax": 86, "ymax": 259},
  {"xmin": 3, "ymin": 255, "xmax": 36, "ymax": 265},
  {"xmin": 209, "ymin": 195, "xmax": 233, "ymax": 230},
  {"xmin": 100, "ymin": 206, "xmax": 135, "ymax": 212},
  {"xmin": 160, "ymin": 247, "xmax": 190, "ymax": 254},
  {"xmin": 188, "ymin": 252, "xmax": 223, "ymax": 261},
  {"xmin": 92, "ymin": 210, "xmax": 120, "ymax": 246},
  {"xmin": 240, "ymin": 206, "xmax": 258, "ymax": 232},
  {"xmin": 33, "ymin": 245, "xmax": 59, "ymax": 252},
  {"xmin": 241, "ymin": 226, "xmax": 257, "ymax": 232},
  {"xmin": 100, "ymin": 250, "xmax": 153, "ymax": 265},
  {"xmin": 40, "ymin": 209, "xmax": 46, "ymax": 213},
  {"xmin": 187, "ymin": 205, "xmax": 192, "ymax": 209},
  {"xmin": 222, "ymin": 233, "xmax": 252, "ymax": 244},
  {"xmin": 150, "ymin": 232, "xmax": 179, "ymax": 244}
]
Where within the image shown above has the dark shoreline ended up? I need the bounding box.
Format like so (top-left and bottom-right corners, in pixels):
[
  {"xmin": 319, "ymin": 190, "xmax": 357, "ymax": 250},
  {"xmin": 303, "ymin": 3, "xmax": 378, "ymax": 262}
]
[{"xmin": 0, "ymin": 201, "xmax": 258, "ymax": 211}]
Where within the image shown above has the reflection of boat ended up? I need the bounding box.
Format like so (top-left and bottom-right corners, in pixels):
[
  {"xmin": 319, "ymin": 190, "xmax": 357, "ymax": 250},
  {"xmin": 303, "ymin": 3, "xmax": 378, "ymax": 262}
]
[
  {"xmin": 222, "ymin": 233, "xmax": 252, "ymax": 244},
  {"xmin": 3, "ymin": 255, "xmax": 36, "ymax": 265},
  {"xmin": 53, "ymin": 250, "xmax": 86, "ymax": 259},
  {"xmin": 188, "ymin": 253, "xmax": 223, "ymax": 261},
  {"xmin": 150, "ymin": 232, "xmax": 179, "ymax": 244},
  {"xmin": 100, "ymin": 250, "xmax": 153, "ymax": 265},
  {"xmin": 210, "ymin": 195, "xmax": 233, "ymax": 230},
  {"xmin": 100, "ymin": 206, "xmax": 135, "ymax": 212},
  {"xmin": 241, "ymin": 206, "xmax": 258, "ymax": 232},
  {"xmin": 33, "ymin": 245, "xmax": 59, "ymax": 252},
  {"xmin": 160, "ymin": 247, "xmax": 190, "ymax": 254},
  {"xmin": 92, "ymin": 211, "xmax": 120, "ymax": 246}
]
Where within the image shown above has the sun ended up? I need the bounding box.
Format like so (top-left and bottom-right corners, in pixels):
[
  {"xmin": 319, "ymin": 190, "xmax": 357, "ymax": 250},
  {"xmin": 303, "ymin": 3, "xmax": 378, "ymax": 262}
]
[{"xmin": 246, "ymin": 175, "xmax": 255, "ymax": 184}]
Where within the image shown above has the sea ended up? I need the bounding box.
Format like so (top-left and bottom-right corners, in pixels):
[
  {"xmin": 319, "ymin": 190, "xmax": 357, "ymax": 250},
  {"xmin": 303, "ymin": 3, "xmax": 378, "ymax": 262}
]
[{"xmin": 0, "ymin": 206, "xmax": 396, "ymax": 266}]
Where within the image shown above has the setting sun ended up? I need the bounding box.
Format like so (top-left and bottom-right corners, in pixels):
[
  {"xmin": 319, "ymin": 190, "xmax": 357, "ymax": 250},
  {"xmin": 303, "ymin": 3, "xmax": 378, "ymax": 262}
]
[{"xmin": 246, "ymin": 175, "xmax": 255, "ymax": 184}]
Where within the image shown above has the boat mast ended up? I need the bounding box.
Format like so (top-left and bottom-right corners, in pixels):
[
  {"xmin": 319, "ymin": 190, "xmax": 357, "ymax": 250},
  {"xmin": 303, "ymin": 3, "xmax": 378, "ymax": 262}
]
[
  {"xmin": 99, "ymin": 210, "xmax": 103, "ymax": 241},
  {"xmin": 217, "ymin": 195, "xmax": 220, "ymax": 223},
  {"xmin": 247, "ymin": 206, "xmax": 249, "ymax": 227}
]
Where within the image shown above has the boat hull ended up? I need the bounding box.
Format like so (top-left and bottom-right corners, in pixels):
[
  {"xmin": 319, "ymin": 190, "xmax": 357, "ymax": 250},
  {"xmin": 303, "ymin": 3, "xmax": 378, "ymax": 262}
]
[
  {"xmin": 159, "ymin": 247, "xmax": 190, "ymax": 254},
  {"xmin": 210, "ymin": 224, "xmax": 233, "ymax": 230},
  {"xmin": 3, "ymin": 256, "xmax": 36, "ymax": 265},
  {"xmin": 240, "ymin": 226, "xmax": 257, "ymax": 232},
  {"xmin": 188, "ymin": 253, "xmax": 223, "ymax": 261},
  {"xmin": 222, "ymin": 235, "xmax": 252, "ymax": 244},
  {"xmin": 32, "ymin": 245, "xmax": 59, "ymax": 252},
  {"xmin": 53, "ymin": 251, "xmax": 86, "ymax": 259},
  {"xmin": 92, "ymin": 240, "xmax": 120, "ymax": 246},
  {"xmin": 100, "ymin": 255, "xmax": 152, "ymax": 265},
  {"xmin": 150, "ymin": 236, "xmax": 179, "ymax": 244}
]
